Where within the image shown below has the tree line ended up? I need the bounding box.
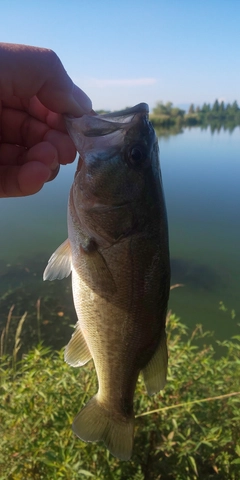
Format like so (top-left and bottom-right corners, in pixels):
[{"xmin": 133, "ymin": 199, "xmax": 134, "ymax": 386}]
[{"xmin": 150, "ymin": 100, "xmax": 240, "ymax": 132}]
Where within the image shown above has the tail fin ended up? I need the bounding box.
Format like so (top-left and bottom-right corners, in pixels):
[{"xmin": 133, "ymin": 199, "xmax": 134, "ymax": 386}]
[{"xmin": 72, "ymin": 395, "xmax": 134, "ymax": 461}]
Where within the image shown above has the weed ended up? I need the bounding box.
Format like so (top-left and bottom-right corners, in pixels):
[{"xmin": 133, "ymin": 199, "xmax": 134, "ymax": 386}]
[{"xmin": 0, "ymin": 314, "xmax": 239, "ymax": 479}]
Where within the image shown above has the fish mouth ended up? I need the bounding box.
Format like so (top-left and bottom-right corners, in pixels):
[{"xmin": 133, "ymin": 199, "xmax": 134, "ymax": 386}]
[
  {"xmin": 65, "ymin": 103, "xmax": 150, "ymax": 151},
  {"xmin": 66, "ymin": 103, "xmax": 148, "ymax": 124},
  {"xmin": 99, "ymin": 103, "xmax": 149, "ymax": 120}
]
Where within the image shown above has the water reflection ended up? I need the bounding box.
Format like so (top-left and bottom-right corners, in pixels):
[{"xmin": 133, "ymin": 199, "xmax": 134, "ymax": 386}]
[
  {"xmin": 0, "ymin": 248, "xmax": 234, "ymax": 357},
  {"xmin": 154, "ymin": 121, "xmax": 240, "ymax": 138},
  {"xmin": 0, "ymin": 254, "xmax": 75, "ymax": 356},
  {"xmin": 0, "ymin": 127, "xmax": 239, "ymax": 354}
]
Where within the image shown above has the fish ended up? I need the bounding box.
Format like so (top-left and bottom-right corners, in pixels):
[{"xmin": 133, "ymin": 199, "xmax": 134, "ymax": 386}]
[{"xmin": 43, "ymin": 103, "xmax": 170, "ymax": 461}]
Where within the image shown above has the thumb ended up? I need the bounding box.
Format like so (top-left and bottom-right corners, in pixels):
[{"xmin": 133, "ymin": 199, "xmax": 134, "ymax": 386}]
[
  {"xmin": 36, "ymin": 54, "xmax": 92, "ymax": 117},
  {"xmin": 0, "ymin": 43, "xmax": 92, "ymax": 117}
]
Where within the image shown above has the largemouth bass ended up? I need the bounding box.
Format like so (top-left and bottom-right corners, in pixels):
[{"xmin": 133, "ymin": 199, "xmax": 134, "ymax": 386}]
[{"xmin": 43, "ymin": 103, "xmax": 170, "ymax": 460}]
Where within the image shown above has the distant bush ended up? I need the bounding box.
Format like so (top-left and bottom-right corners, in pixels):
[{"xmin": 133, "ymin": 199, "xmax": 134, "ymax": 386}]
[
  {"xmin": 184, "ymin": 114, "xmax": 199, "ymax": 126},
  {"xmin": 0, "ymin": 314, "xmax": 240, "ymax": 479},
  {"xmin": 150, "ymin": 100, "xmax": 240, "ymax": 135}
]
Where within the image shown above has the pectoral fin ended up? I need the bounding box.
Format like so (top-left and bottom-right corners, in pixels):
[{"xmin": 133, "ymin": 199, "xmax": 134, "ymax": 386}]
[
  {"xmin": 64, "ymin": 323, "xmax": 92, "ymax": 367},
  {"xmin": 43, "ymin": 239, "xmax": 72, "ymax": 281},
  {"xmin": 142, "ymin": 332, "xmax": 168, "ymax": 395}
]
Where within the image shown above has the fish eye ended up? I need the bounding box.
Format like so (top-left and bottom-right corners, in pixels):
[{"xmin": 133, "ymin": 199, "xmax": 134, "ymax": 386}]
[{"xmin": 126, "ymin": 144, "xmax": 148, "ymax": 168}]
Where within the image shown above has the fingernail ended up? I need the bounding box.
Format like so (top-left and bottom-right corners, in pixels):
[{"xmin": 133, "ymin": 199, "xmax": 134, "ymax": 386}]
[
  {"xmin": 72, "ymin": 84, "xmax": 92, "ymax": 115},
  {"xmin": 49, "ymin": 156, "xmax": 59, "ymax": 171},
  {"xmin": 47, "ymin": 164, "xmax": 60, "ymax": 182}
]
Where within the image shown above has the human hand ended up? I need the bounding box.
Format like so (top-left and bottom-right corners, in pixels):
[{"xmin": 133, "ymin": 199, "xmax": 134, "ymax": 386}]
[{"xmin": 0, "ymin": 43, "xmax": 92, "ymax": 197}]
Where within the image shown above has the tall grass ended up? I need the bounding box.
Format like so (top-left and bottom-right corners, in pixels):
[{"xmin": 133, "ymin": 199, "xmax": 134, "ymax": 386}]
[
  {"xmin": 0, "ymin": 304, "xmax": 14, "ymax": 357},
  {"xmin": 0, "ymin": 305, "xmax": 27, "ymax": 366},
  {"xmin": 0, "ymin": 313, "xmax": 239, "ymax": 479}
]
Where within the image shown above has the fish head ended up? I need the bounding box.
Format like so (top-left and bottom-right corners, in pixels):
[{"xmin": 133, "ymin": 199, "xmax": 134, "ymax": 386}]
[{"xmin": 65, "ymin": 103, "xmax": 159, "ymax": 209}]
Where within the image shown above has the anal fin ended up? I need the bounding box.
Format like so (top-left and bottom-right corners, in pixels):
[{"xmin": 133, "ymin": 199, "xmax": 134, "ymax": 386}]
[
  {"xmin": 142, "ymin": 331, "xmax": 168, "ymax": 395},
  {"xmin": 64, "ymin": 323, "xmax": 92, "ymax": 367}
]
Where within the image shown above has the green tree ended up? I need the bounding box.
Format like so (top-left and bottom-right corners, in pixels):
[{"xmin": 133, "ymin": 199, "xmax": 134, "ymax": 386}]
[
  {"xmin": 212, "ymin": 99, "xmax": 220, "ymax": 112},
  {"xmin": 153, "ymin": 101, "xmax": 176, "ymax": 116},
  {"xmin": 231, "ymin": 100, "xmax": 239, "ymax": 112},
  {"xmin": 152, "ymin": 101, "xmax": 168, "ymax": 115},
  {"xmin": 225, "ymin": 103, "xmax": 231, "ymax": 112},
  {"xmin": 165, "ymin": 101, "xmax": 173, "ymax": 114},
  {"xmin": 225, "ymin": 101, "xmax": 239, "ymax": 118},
  {"xmin": 171, "ymin": 107, "xmax": 185, "ymax": 118},
  {"xmin": 188, "ymin": 103, "xmax": 195, "ymax": 114},
  {"xmin": 219, "ymin": 101, "xmax": 225, "ymax": 113},
  {"xmin": 201, "ymin": 103, "xmax": 211, "ymax": 113}
]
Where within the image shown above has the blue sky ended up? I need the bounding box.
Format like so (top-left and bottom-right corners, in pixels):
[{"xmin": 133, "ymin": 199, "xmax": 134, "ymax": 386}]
[{"xmin": 1, "ymin": 0, "xmax": 239, "ymax": 111}]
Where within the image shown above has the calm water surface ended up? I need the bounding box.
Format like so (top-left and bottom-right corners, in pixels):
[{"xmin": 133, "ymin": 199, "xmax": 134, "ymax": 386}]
[{"xmin": 0, "ymin": 127, "xmax": 239, "ymax": 344}]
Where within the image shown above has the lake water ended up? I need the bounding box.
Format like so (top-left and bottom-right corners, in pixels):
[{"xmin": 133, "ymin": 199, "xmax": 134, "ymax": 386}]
[{"xmin": 0, "ymin": 126, "xmax": 239, "ymax": 350}]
